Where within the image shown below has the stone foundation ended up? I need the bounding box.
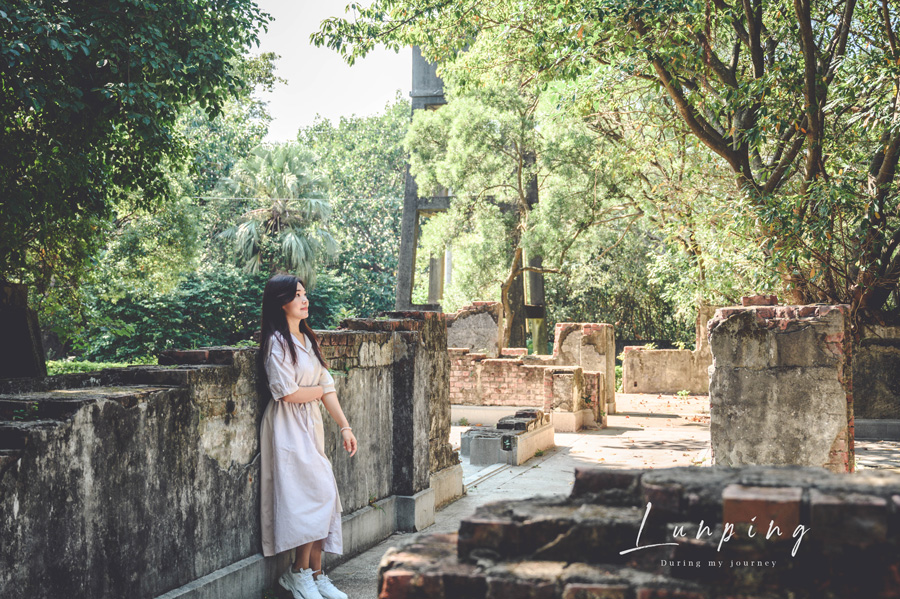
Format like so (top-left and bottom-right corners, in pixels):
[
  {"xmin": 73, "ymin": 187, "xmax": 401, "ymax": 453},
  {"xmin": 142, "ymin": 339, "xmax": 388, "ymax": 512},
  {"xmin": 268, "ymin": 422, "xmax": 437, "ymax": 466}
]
[
  {"xmin": 0, "ymin": 314, "xmax": 461, "ymax": 599},
  {"xmin": 460, "ymin": 409, "xmax": 555, "ymax": 466},
  {"xmin": 622, "ymin": 305, "xmax": 717, "ymax": 395},
  {"xmin": 376, "ymin": 466, "xmax": 900, "ymax": 599},
  {"xmin": 708, "ymin": 304, "xmax": 854, "ymax": 473}
]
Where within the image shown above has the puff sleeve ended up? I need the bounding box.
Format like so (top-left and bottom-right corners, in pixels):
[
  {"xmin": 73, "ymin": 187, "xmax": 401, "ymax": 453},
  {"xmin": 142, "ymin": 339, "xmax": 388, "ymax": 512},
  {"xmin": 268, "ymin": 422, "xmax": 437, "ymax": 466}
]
[
  {"xmin": 264, "ymin": 336, "xmax": 300, "ymax": 400},
  {"xmin": 318, "ymin": 365, "xmax": 336, "ymax": 395}
]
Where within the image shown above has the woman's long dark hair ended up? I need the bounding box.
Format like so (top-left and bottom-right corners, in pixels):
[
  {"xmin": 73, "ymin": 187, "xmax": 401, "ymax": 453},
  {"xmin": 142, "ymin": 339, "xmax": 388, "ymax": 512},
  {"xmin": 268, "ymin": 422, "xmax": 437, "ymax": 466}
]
[{"xmin": 257, "ymin": 274, "xmax": 329, "ymax": 407}]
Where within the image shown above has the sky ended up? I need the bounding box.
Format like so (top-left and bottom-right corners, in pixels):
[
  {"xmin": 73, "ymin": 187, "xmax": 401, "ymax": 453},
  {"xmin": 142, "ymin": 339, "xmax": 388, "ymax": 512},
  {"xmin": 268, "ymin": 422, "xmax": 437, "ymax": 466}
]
[{"xmin": 254, "ymin": 0, "xmax": 411, "ymax": 143}]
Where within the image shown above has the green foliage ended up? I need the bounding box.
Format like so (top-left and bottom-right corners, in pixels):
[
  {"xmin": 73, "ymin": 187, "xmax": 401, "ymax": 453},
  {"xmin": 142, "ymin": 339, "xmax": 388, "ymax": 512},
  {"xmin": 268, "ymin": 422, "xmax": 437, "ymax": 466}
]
[
  {"xmin": 299, "ymin": 94, "xmax": 409, "ymax": 200},
  {"xmin": 218, "ymin": 144, "xmax": 337, "ymax": 284},
  {"xmin": 0, "ymin": 0, "xmax": 269, "ymax": 293},
  {"xmin": 315, "ymin": 0, "xmax": 900, "ymax": 317},
  {"xmin": 47, "ymin": 358, "xmax": 157, "ymax": 376},
  {"xmin": 298, "ymin": 96, "xmax": 410, "ymax": 317},
  {"xmin": 544, "ymin": 226, "xmax": 692, "ymax": 343},
  {"xmin": 77, "ymin": 266, "xmax": 350, "ymax": 362},
  {"xmin": 34, "ymin": 52, "xmax": 281, "ymax": 357}
]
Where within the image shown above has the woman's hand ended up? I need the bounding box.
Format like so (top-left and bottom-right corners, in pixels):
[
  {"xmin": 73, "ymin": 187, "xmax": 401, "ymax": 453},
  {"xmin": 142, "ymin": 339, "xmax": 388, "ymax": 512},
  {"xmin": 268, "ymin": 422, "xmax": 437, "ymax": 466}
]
[{"xmin": 341, "ymin": 428, "xmax": 357, "ymax": 457}]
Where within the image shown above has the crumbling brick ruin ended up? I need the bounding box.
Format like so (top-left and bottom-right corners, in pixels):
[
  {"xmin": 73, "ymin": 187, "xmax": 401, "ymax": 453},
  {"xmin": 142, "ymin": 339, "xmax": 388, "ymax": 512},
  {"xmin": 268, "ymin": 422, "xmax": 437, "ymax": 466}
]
[
  {"xmin": 376, "ymin": 465, "xmax": 900, "ymax": 599},
  {"xmin": 447, "ymin": 314, "xmax": 616, "ymax": 431},
  {"xmin": 0, "ymin": 313, "xmax": 460, "ymax": 599},
  {"xmin": 622, "ymin": 305, "xmax": 717, "ymax": 395},
  {"xmin": 446, "ymin": 301, "xmax": 502, "ymax": 357}
]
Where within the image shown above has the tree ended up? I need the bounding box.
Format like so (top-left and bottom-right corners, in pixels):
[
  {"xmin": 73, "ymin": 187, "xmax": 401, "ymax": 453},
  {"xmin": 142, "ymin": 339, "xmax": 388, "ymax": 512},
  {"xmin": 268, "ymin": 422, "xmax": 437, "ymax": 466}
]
[
  {"xmin": 406, "ymin": 73, "xmax": 659, "ymax": 347},
  {"xmin": 218, "ymin": 143, "xmax": 337, "ymax": 285},
  {"xmin": 35, "ymin": 52, "xmax": 280, "ymax": 358},
  {"xmin": 298, "ymin": 96, "xmax": 409, "ymax": 317},
  {"xmin": 0, "ymin": 0, "xmax": 268, "ymax": 296},
  {"xmin": 315, "ymin": 0, "xmax": 900, "ymax": 322}
]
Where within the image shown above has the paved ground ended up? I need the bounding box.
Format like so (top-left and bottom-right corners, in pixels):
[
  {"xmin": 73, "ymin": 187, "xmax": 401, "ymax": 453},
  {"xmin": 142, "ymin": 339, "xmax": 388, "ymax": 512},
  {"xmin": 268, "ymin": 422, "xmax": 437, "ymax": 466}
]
[
  {"xmin": 308, "ymin": 393, "xmax": 899, "ymax": 598},
  {"xmin": 323, "ymin": 392, "xmax": 712, "ymax": 599}
]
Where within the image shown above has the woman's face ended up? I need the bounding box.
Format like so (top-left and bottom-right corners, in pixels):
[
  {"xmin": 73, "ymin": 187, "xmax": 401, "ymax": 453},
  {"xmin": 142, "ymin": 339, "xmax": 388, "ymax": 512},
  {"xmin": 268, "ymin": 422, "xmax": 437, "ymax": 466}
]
[{"xmin": 281, "ymin": 282, "xmax": 309, "ymax": 322}]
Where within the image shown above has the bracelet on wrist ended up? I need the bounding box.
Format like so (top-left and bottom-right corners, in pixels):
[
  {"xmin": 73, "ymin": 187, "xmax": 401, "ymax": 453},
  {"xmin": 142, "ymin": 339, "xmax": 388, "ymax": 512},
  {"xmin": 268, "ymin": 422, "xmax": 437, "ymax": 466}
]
[{"xmin": 340, "ymin": 426, "xmax": 352, "ymax": 433}]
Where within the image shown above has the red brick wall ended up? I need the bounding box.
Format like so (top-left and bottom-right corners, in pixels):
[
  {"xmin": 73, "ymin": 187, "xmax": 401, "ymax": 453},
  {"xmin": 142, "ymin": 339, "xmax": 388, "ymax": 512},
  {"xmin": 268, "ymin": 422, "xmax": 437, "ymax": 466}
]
[{"xmin": 449, "ymin": 348, "xmax": 546, "ymax": 407}]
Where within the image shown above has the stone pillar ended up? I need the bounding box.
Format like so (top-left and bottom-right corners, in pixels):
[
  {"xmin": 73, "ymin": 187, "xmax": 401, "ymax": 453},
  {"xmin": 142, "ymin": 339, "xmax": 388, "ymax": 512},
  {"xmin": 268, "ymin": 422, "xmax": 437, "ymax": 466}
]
[
  {"xmin": 708, "ymin": 304, "xmax": 854, "ymax": 473},
  {"xmin": 427, "ymin": 254, "xmax": 444, "ymax": 304}
]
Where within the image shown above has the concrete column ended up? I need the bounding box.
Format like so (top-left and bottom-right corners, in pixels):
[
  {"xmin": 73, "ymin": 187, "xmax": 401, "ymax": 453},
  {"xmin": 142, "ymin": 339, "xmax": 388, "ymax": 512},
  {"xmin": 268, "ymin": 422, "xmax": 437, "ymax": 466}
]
[
  {"xmin": 708, "ymin": 304, "xmax": 854, "ymax": 473},
  {"xmin": 427, "ymin": 254, "xmax": 444, "ymax": 304}
]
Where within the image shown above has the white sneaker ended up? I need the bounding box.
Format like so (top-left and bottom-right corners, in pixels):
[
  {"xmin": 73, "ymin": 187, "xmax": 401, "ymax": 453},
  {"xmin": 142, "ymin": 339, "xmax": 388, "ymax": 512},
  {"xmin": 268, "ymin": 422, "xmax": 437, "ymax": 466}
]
[
  {"xmin": 279, "ymin": 567, "xmax": 324, "ymax": 599},
  {"xmin": 315, "ymin": 574, "xmax": 348, "ymax": 599}
]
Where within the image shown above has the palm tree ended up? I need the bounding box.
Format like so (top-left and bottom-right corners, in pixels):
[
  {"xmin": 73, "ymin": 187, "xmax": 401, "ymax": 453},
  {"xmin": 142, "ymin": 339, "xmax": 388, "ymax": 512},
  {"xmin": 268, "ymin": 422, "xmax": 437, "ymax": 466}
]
[{"xmin": 218, "ymin": 144, "xmax": 337, "ymax": 287}]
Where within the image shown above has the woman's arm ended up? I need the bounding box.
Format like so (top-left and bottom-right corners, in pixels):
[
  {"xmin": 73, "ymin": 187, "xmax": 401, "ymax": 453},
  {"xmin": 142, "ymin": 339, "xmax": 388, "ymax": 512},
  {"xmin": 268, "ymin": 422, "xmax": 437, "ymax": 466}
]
[
  {"xmin": 321, "ymin": 391, "xmax": 358, "ymax": 457},
  {"xmin": 277, "ymin": 386, "xmax": 324, "ymax": 404}
]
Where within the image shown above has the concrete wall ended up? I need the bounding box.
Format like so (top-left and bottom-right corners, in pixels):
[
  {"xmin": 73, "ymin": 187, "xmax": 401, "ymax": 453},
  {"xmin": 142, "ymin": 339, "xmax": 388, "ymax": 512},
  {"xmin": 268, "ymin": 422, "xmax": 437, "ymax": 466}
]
[
  {"xmin": 446, "ymin": 301, "xmax": 501, "ymax": 357},
  {"xmin": 0, "ymin": 314, "xmax": 461, "ymax": 599},
  {"xmin": 708, "ymin": 304, "xmax": 854, "ymax": 473},
  {"xmin": 621, "ymin": 304, "xmax": 717, "ymax": 395},
  {"xmin": 854, "ymin": 324, "xmax": 900, "ymax": 419}
]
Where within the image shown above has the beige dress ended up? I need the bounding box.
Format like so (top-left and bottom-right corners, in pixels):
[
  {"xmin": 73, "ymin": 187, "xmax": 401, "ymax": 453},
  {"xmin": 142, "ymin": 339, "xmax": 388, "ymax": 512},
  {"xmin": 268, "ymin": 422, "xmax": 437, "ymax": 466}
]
[{"xmin": 260, "ymin": 331, "xmax": 342, "ymax": 557}]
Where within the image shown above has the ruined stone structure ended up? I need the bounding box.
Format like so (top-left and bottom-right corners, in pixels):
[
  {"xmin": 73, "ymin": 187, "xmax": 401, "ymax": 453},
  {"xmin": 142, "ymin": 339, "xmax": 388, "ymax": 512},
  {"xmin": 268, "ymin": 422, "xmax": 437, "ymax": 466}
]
[
  {"xmin": 446, "ymin": 301, "xmax": 502, "ymax": 357},
  {"xmin": 376, "ymin": 465, "xmax": 900, "ymax": 599},
  {"xmin": 448, "ymin": 321, "xmax": 616, "ymax": 431},
  {"xmin": 708, "ymin": 304, "xmax": 853, "ymax": 473},
  {"xmin": 622, "ymin": 305, "xmax": 718, "ymax": 395},
  {"xmin": 854, "ymin": 323, "xmax": 900, "ymax": 420},
  {"xmin": 460, "ymin": 408, "xmax": 555, "ymax": 466},
  {"xmin": 395, "ymin": 47, "xmax": 448, "ymax": 311},
  {"xmin": 0, "ymin": 313, "xmax": 461, "ymax": 599}
]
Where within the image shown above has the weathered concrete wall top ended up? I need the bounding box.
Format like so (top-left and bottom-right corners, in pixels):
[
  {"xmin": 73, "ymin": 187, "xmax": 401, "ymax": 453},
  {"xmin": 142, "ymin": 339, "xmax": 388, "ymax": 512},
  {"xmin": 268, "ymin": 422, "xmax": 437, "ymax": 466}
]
[
  {"xmin": 708, "ymin": 304, "xmax": 853, "ymax": 473},
  {"xmin": 0, "ymin": 352, "xmax": 261, "ymax": 599},
  {"xmin": 0, "ymin": 314, "xmax": 458, "ymax": 599}
]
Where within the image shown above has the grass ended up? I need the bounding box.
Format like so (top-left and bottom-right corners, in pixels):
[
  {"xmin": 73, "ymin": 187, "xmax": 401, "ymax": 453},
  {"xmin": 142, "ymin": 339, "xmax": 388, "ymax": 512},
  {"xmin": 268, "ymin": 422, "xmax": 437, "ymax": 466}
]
[
  {"xmin": 47, "ymin": 357, "xmax": 157, "ymax": 375},
  {"xmin": 676, "ymin": 389, "xmax": 691, "ymax": 397},
  {"xmin": 457, "ymin": 417, "xmax": 470, "ymax": 426}
]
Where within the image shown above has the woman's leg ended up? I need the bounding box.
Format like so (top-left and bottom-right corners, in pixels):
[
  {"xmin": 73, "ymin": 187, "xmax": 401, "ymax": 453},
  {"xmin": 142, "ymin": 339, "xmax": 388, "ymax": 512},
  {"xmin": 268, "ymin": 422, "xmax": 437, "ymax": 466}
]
[
  {"xmin": 292, "ymin": 540, "xmax": 315, "ymax": 572},
  {"xmin": 309, "ymin": 539, "xmax": 324, "ymax": 578}
]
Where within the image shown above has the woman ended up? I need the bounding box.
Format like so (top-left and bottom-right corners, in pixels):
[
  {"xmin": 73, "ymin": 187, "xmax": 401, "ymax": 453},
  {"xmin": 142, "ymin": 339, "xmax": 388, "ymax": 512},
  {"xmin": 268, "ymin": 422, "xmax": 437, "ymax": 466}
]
[{"xmin": 257, "ymin": 274, "xmax": 357, "ymax": 599}]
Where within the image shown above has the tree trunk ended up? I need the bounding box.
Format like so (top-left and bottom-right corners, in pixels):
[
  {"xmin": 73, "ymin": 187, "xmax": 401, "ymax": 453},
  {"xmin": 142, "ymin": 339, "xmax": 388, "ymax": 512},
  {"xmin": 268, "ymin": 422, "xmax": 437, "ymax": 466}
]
[
  {"xmin": 0, "ymin": 281, "xmax": 47, "ymax": 378},
  {"xmin": 498, "ymin": 248, "xmax": 527, "ymax": 350}
]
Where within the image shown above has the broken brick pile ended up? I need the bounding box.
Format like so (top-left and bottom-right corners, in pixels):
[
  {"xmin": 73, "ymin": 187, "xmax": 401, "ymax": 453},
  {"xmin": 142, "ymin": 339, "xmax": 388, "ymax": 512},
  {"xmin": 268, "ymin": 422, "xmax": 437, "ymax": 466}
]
[{"xmin": 377, "ymin": 465, "xmax": 900, "ymax": 599}]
